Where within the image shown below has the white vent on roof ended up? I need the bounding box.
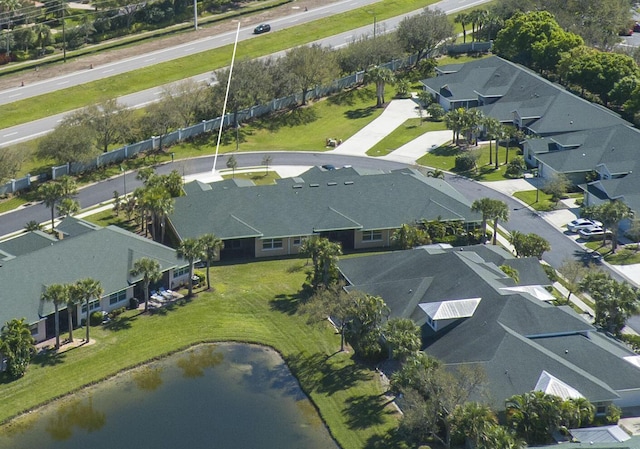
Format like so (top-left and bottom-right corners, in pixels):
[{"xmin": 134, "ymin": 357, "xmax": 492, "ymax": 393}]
[
  {"xmin": 327, "ymin": 182, "xmax": 337, "ymax": 186},
  {"xmin": 344, "ymin": 181, "xmax": 354, "ymax": 185},
  {"xmin": 309, "ymin": 183, "xmax": 319, "ymax": 187},
  {"xmin": 293, "ymin": 185, "xmax": 303, "ymax": 189}
]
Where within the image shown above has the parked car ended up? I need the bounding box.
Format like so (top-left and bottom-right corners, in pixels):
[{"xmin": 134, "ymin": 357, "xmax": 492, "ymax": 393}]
[
  {"xmin": 567, "ymin": 218, "xmax": 603, "ymax": 233},
  {"xmin": 634, "ymin": 22, "xmax": 640, "ymax": 32},
  {"xmin": 321, "ymin": 164, "xmax": 336, "ymax": 170},
  {"xmin": 254, "ymin": 24, "xmax": 271, "ymax": 34},
  {"xmin": 578, "ymin": 226, "xmax": 612, "ymax": 240}
]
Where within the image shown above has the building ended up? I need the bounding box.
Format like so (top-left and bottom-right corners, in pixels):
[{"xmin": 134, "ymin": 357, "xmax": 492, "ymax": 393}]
[
  {"xmin": 338, "ymin": 245, "xmax": 640, "ymax": 410},
  {"xmin": 166, "ymin": 167, "xmax": 482, "ymax": 259},
  {"xmin": 421, "ymin": 56, "xmax": 640, "ymax": 216},
  {"xmin": 0, "ymin": 217, "xmax": 190, "ymax": 343}
]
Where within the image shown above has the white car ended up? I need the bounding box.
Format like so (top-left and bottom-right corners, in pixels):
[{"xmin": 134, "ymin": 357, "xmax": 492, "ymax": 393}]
[
  {"xmin": 567, "ymin": 218, "xmax": 603, "ymax": 232},
  {"xmin": 578, "ymin": 226, "xmax": 612, "ymax": 240}
]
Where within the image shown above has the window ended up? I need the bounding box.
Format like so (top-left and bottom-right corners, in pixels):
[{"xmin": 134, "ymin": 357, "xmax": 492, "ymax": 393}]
[
  {"xmin": 30, "ymin": 325, "xmax": 38, "ymax": 336},
  {"xmin": 109, "ymin": 290, "xmax": 127, "ymax": 305},
  {"xmin": 262, "ymin": 239, "xmax": 283, "ymax": 250},
  {"xmin": 81, "ymin": 300, "xmax": 101, "ymax": 314},
  {"xmin": 173, "ymin": 266, "xmax": 189, "ymax": 278},
  {"xmin": 362, "ymin": 230, "xmax": 382, "ymax": 242},
  {"xmin": 293, "ymin": 237, "xmax": 302, "ymax": 246}
]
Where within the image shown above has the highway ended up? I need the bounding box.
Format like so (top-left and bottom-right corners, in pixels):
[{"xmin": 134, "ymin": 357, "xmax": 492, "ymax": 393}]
[{"xmin": 0, "ymin": 0, "xmax": 492, "ymax": 147}]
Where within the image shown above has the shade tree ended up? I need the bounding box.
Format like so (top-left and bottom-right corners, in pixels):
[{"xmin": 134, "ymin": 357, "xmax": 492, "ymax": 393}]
[
  {"xmin": 510, "ymin": 231, "xmax": 550, "ymax": 260},
  {"xmin": 0, "ymin": 318, "xmax": 36, "ymax": 379},
  {"xmin": 396, "ymin": 7, "xmax": 454, "ymax": 63}
]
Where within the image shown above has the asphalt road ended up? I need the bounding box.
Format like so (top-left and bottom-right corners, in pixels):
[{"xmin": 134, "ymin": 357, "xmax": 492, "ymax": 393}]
[{"xmin": 0, "ymin": 0, "xmax": 492, "ymax": 147}]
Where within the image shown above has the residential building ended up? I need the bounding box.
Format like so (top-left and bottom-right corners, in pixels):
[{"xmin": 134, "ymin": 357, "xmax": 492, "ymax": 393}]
[
  {"xmin": 338, "ymin": 245, "xmax": 640, "ymax": 410},
  {"xmin": 0, "ymin": 217, "xmax": 190, "ymax": 343},
  {"xmin": 166, "ymin": 167, "xmax": 481, "ymax": 259}
]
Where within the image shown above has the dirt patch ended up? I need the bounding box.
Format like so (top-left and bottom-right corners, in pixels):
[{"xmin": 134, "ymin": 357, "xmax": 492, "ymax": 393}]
[{"xmin": 0, "ymin": 0, "xmax": 338, "ymax": 91}]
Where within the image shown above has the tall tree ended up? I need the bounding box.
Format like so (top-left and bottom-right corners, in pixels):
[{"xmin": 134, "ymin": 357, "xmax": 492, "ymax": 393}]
[
  {"xmin": 580, "ymin": 272, "xmax": 640, "ymax": 336},
  {"xmin": 391, "ymin": 352, "xmax": 487, "ymax": 448},
  {"xmin": 483, "ymin": 116, "xmax": 501, "ymax": 166},
  {"xmin": 505, "ymin": 391, "xmax": 565, "ymax": 445},
  {"xmin": 138, "ymin": 99, "xmax": 180, "ymax": 153},
  {"xmin": 75, "ymin": 278, "xmax": 103, "ymax": 343},
  {"xmin": 36, "ymin": 181, "xmax": 64, "ymax": 231},
  {"xmin": 510, "ymin": 231, "xmax": 551, "ymax": 259},
  {"xmin": 471, "ymin": 197, "xmax": 505, "ymax": 244},
  {"xmin": 57, "ymin": 197, "xmax": 80, "ymax": 218},
  {"xmin": 66, "ymin": 283, "xmax": 82, "ymax": 342},
  {"xmin": 299, "ymin": 236, "xmax": 342, "ymax": 289},
  {"xmin": 591, "ymin": 200, "xmax": 633, "ymax": 253},
  {"xmin": 37, "ymin": 121, "xmax": 98, "ymax": 165},
  {"xmin": 226, "ymin": 154, "xmax": 237, "ymax": 178},
  {"xmin": 160, "ymin": 79, "xmax": 209, "ymax": 128},
  {"xmin": 396, "ymin": 7, "xmax": 454, "ymax": 63},
  {"xmin": 68, "ymin": 98, "xmax": 132, "ymax": 153},
  {"xmin": 0, "ymin": 318, "xmax": 35, "ymax": 379},
  {"xmin": 383, "ymin": 317, "xmax": 421, "ymax": 361},
  {"xmin": 177, "ymin": 238, "xmax": 202, "ymax": 297},
  {"xmin": 0, "ymin": 146, "xmax": 26, "ymax": 184},
  {"xmin": 345, "ymin": 291, "xmax": 389, "ymax": 359},
  {"xmin": 285, "ymin": 44, "xmax": 339, "ymax": 105},
  {"xmin": 199, "ymin": 233, "xmax": 224, "ymax": 291},
  {"xmin": 130, "ymin": 258, "xmax": 162, "ymax": 313},
  {"xmin": 558, "ymin": 259, "xmax": 589, "ymax": 301},
  {"xmin": 451, "ymin": 402, "xmax": 498, "ymax": 448},
  {"xmin": 42, "ymin": 283, "xmax": 69, "ymax": 349},
  {"xmin": 444, "ymin": 107, "xmax": 466, "ymax": 145},
  {"xmin": 490, "ymin": 200, "xmax": 509, "ymax": 245},
  {"xmin": 300, "ymin": 283, "xmax": 354, "ymax": 352},
  {"xmin": 454, "ymin": 12, "xmax": 470, "ymax": 43},
  {"xmin": 364, "ymin": 65, "xmax": 395, "ymax": 108}
]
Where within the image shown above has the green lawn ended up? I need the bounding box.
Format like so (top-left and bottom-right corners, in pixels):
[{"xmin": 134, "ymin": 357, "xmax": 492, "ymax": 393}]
[
  {"xmin": 221, "ymin": 171, "xmax": 280, "ymax": 184},
  {"xmin": 0, "ymin": 258, "xmax": 400, "ymax": 448},
  {"xmin": 366, "ymin": 118, "xmax": 447, "ymax": 157},
  {"xmin": 82, "ymin": 209, "xmax": 140, "ymax": 233},
  {"xmin": 416, "ymin": 142, "xmax": 518, "ymax": 181},
  {"xmin": 512, "ymin": 190, "xmax": 558, "ymax": 211},
  {"xmin": 605, "ymin": 247, "xmax": 640, "ymax": 265}
]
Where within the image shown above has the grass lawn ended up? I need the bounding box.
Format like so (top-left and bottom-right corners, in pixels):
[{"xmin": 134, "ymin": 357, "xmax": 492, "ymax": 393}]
[
  {"xmin": 415, "ymin": 141, "xmax": 518, "ymax": 181},
  {"xmin": 605, "ymin": 247, "xmax": 640, "ymax": 265},
  {"xmin": 0, "ymin": 258, "xmax": 401, "ymax": 448},
  {"xmin": 82, "ymin": 209, "xmax": 140, "ymax": 233},
  {"xmin": 366, "ymin": 118, "xmax": 447, "ymax": 157},
  {"xmin": 512, "ymin": 190, "xmax": 559, "ymax": 211},
  {"xmin": 221, "ymin": 171, "xmax": 280, "ymax": 184}
]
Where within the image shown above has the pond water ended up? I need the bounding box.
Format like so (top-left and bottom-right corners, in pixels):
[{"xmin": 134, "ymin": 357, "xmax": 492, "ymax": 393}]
[{"xmin": 0, "ymin": 344, "xmax": 339, "ymax": 449}]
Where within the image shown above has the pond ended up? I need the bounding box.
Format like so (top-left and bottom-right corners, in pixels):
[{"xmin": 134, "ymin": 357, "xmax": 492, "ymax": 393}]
[{"xmin": 0, "ymin": 344, "xmax": 339, "ymax": 449}]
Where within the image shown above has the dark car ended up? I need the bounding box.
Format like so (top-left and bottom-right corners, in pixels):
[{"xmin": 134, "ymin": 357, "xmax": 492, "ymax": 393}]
[
  {"xmin": 321, "ymin": 164, "xmax": 336, "ymax": 171},
  {"xmin": 254, "ymin": 24, "xmax": 271, "ymax": 34}
]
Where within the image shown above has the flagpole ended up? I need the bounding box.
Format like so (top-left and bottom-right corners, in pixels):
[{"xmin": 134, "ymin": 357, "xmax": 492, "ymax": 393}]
[{"xmin": 212, "ymin": 22, "xmax": 241, "ymax": 173}]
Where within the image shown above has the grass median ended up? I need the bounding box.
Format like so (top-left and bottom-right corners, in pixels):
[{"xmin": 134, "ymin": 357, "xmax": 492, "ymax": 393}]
[{"xmin": 0, "ymin": 257, "xmax": 400, "ymax": 448}]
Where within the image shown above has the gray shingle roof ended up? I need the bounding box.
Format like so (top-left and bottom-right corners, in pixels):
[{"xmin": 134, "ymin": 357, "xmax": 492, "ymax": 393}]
[
  {"xmin": 0, "ymin": 218, "xmax": 186, "ymax": 326},
  {"xmin": 339, "ymin": 246, "xmax": 639, "ymax": 408},
  {"xmin": 168, "ymin": 168, "xmax": 481, "ymax": 241}
]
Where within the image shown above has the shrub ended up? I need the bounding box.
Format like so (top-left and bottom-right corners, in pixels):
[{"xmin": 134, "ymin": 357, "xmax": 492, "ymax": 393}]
[
  {"xmin": 90, "ymin": 311, "xmax": 103, "ymax": 326},
  {"xmin": 542, "ymin": 264, "xmax": 558, "ymax": 282},
  {"xmin": 505, "ymin": 156, "xmax": 526, "ymax": 178},
  {"xmin": 454, "ymin": 153, "xmax": 476, "ymax": 171}
]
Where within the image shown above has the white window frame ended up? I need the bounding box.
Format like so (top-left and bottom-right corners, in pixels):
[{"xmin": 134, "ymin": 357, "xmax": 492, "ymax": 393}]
[
  {"xmin": 262, "ymin": 238, "xmax": 283, "ymax": 250},
  {"xmin": 362, "ymin": 230, "xmax": 383, "ymax": 242}
]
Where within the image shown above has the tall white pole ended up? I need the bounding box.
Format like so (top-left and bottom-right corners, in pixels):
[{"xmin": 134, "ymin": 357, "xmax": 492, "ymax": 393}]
[
  {"xmin": 212, "ymin": 22, "xmax": 240, "ymax": 173},
  {"xmin": 193, "ymin": 0, "xmax": 198, "ymax": 30}
]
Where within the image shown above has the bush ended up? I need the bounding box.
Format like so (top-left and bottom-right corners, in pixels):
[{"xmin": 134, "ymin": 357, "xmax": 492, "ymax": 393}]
[
  {"xmin": 505, "ymin": 156, "xmax": 526, "ymax": 178},
  {"xmin": 454, "ymin": 153, "xmax": 476, "ymax": 171},
  {"xmin": 90, "ymin": 311, "xmax": 104, "ymax": 326},
  {"xmin": 108, "ymin": 307, "xmax": 126, "ymax": 319},
  {"xmin": 542, "ymin": 264, "xmax": 558, "ymax": 282}
]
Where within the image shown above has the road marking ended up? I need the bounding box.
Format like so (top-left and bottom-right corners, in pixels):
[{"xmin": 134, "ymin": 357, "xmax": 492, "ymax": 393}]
[
  {"xmin": 144, "ymin": 58, "xmax": 156, "ymax": 62},
  {"xmin": 2, "ymin": 132, "xmax": 18, "ymax": 137},
  {"xmin": 102, "ymin": 69, "xmax": 114, "ymax": 73},
  {"xmin": 8, "ymin": 93, "xmax": 22, "ymax": 98},
  {"xmin": 57, "ymin": 81, "xmax": 69, "ymax": 85},
  {"xmin": 183, "ymin": 47, "xmax": 195, "ymax": 52}
]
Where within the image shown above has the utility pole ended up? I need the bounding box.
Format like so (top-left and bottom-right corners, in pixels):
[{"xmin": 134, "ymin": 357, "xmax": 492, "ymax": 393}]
[{"xmin": 193, "ymin": 0, "xmax": 198, "ymax": 30}]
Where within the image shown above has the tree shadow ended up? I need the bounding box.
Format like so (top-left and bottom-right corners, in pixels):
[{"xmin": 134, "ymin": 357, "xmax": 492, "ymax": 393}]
[
  {"xmin": 254, "ymin": 107, "xmax": 318, "ymax": 132},
  {"xmin": 285, "ymin": 352, "xmax": 370, "ymax": 396},
  {"xmin": 328, "ymin": 88, "xmax": 376, "ymax": 106},
  {"xmin": 269, "ymin": 293, "xmax": 303, "ymax": 315},
  {"xmin": 345, "ymin": 106, "xmax": 376, "ymax": 120},
  {"xmin": 343, "ymin": 393, "xmax": 397, "ymax": 429},
  {"xmin": 33, "ymin": 348, "xmax": 67, "ymax": 367},
  {"xmin": 103, "ymin": 314, "xmax": 136, "ymax": 332},
  {"xmin": 430, "ymin": 143, "xmax": 461, "ymax": 157}
]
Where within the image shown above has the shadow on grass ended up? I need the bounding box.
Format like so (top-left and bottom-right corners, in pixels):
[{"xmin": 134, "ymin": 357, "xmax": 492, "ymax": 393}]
[
  {"xmin": 343, "ymin": 393, "xmax": 396, "ymax": 429},
  {"xmin": 33, "ymin": 348, "xmax": 67, "ymax": 367},
  {"xmin": 254, "ymin": 107, "xmax": 318, "ymax": 132},
  {"xmin": 328, "ymin": 87, "xmax": 376, "ymax": 106},
  {"xmin": 103, "ymin": 314, "xmax": 136, "ymax": 332},
  {"xmin": 345, "ymin": 105, "xmax": 377, "ymax": 120},
  {"xmin": 286, "ymin": 352, "xmax": 370, "ymax": 396},
  {"xmin": 364, "ymin": 429, "xmax": 413, "ymax": 449},
  {"xmin": 430, "ymin": 143, "xmax": 461, "ymax": 157},
  {"xmin": 269, "ymin": 293, "xmax": 303, "ymax": 315}
]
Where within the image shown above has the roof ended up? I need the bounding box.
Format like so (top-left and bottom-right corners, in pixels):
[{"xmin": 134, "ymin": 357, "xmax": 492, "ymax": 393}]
[
  {"xmin": 338, "ymin": 246, "xmax": 640, "ymax": 408},
  {"xmin": 168, "ymin": 168, "xmax": 481, "ymax": 241},
  {"xmin": 569, "ymin": 426, "xmax": 631, "ymax": 444},
  {"xmin": 0, "ymin": 217, "xmax": 187, "ymax": 326}
]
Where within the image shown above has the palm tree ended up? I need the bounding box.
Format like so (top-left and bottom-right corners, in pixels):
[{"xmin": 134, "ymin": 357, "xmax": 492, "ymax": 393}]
[
  {"xmin": 42, "ymin": 284, "xmax": 69, "ymax": 350},
  {"xmin": 141, "ymin": 185, "xmax": 174, "ymax": 242},
  {"xmin": 364, "ymin": 65, "xmax": 395, "ymax": 108},
  {"xmin": 66, "ymin": 283, "xmax": 81, "ymax": 342},
  {"xmin": 177, "ymin": 238, "xmax": 202, "ymax": 297},
  {"xmin": 37, "ymin": 182, "xmax": 64, "ymax": 231},
  {"xmin": 444, "ymin": 108, "xmax": 466, "ymax": 145},
  {"xmin": 454, "ymin": 12, "xmax": 470, "ymax": 43},
  {"xmin": 33, "ymin": 23, "xmax": 52, "ymax": 54},
  {"xmin": 490, "ymin": 200, "xmax": 509, "ymax": 245},
  {"xmin": 57, "ymin": 197, "xmax": 80, "ymax": 218},
  {"xmin": 57, "ymin": 175, "xmax": 78, "ymax": 198},
  {"xmin": 427, "ymin": 168, "xmax": 445, "ymax": 179},
  {"xmin": 483, "ymin": 116, "xmax": 501, "ymax": 166},
  {"xmin": 382, "ymin": 317, "xmax": 420, "ymax": 361},
  {"xmin": 130, "ymin": 258, "xmax": 162, "ymax": 313},
  {"xmin": 462, "ymin": 108, "xmax": 484, "ymax": 146},
  {"xmin": 0, "ymin": 318, "xmax": 35, "ymax": 378},
  {"xmin": 451, "ymin": 402, "xmax": 498, "ymax": 448},
  {"xmin": 24, "ymin": 220, "xmax": 42, "ymax": 232},
  {"xmin": 199, "ymin": 234, "xmax": 224, "ymax": 291},
  {"xmin": 75, "ymin": 278, "xmax": 103, "ymax": 343},
  {"xmin": 471, "ymin": 197, "xmax": 497, "ymax": 244}
]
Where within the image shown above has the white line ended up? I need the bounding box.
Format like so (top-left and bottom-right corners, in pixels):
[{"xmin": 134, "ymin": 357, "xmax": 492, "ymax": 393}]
[
  {"xmin": 183, "ymin": 47, "xmax": 195, "ymax": 52},
  {"xmin": 2, "ymin": 132, "xmax": 18, "ymax": 137},
  {"xmin": 57, "ymin": 81, "xmax": 69, "ymax": 85},
  {"xmin": 102, "ymin": 69, "xmax": 114, "ymax": 73},
  {"xmin": 8, "ymin": 93, "xmax": 22, "ymax": 98},
  {"xmin": 144, "ymin": 58, "xmax": 156, "ymax": 62}
]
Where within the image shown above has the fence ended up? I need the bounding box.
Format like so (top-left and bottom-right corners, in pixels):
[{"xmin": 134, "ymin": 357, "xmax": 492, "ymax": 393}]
[{"xmin": 1, "ymin": 54, "xmax": 419, "ymax": 195}]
